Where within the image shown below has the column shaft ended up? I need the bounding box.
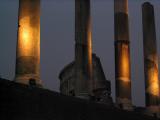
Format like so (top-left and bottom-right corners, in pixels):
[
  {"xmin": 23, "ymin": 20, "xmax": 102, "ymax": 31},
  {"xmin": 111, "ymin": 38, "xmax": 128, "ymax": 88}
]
[
  {"xmin": 142, "ymin": 2, "xmax": 160, "ymax": 114},
  {"xmin": 114, "ymin": 0, "xmax": 132, "ymax": 110},
  {"xmin": 75, "ymin": 0, "xmax": 93, "ymax": 97},
  {"xmin": 15, "ymin": 0, "xmax": 41, "ymax": 86}
]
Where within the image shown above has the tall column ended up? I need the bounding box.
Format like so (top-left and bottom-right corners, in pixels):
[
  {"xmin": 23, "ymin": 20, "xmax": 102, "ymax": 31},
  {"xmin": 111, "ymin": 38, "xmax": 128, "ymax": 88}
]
[
  {"xmin": 75, "ymin": 0, "xmax": 93, "ymax": 98},
  {"xmin": 15, "ymin": 0, "xmax": 41, "ymax": 86},
  {"xmin": 142, "ymin": 2, "xmax": 160, "ymax": 115},
  {"xmin": 114, "ymin": 0, "xmax": 132, "ymax": 110}
]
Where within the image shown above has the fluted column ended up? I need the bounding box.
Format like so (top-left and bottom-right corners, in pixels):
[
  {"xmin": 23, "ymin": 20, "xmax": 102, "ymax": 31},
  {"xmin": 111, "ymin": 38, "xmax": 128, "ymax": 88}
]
[{"xmin": 15, "ymin": 0, "xmax": 41, "ymax": 86}]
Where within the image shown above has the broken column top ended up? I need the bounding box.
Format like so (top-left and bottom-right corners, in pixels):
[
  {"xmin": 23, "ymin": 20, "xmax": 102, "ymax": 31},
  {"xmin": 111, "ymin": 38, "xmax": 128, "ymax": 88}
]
[
  {"xmin": 142, "ymin": 2, "xmax": 153, "ymax": 6},
  {"xmin": 142, "ymin": 2, "xmax": 154, "ymax": 12}
]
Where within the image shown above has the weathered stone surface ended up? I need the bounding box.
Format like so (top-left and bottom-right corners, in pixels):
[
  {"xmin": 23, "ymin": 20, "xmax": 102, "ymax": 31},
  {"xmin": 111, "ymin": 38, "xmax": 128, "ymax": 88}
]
[
  {"xmin": 114, "ymin": 13, "xmax": 129, "ymax": 41},
  {"xmin": 15, "ymin": 0, "xmax": 41, "ymax": 86},
  {"xmin": 59, "ymin": 54, "xmax": 112, "ymax": 104},
  {"xmin": 142, "ymin": 2, "xmax": 160, "ymax": 114},
  {"xmin": 16, "ymin": 56, "xmax": 38, "ymax": 75},
  {"xmin": 114, "ymin": 0, "xmax": 132, "ymax": 109},
  {"xmin": 75, "ymin": 0, "xmax": 93, "ymax": 97}
]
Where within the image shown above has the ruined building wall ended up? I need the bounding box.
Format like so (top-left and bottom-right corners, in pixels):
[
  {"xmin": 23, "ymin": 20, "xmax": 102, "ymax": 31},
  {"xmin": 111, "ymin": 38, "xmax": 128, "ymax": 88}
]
[{"xmin": 59, "ymin": 54, "xmax": 111, "ymax": 102}]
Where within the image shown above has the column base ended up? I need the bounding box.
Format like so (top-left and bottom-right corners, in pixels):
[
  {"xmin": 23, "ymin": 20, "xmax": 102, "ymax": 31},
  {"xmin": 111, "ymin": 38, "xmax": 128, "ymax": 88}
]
[
  {"xmin": 15, "ymin": 74, "xmax": 42, "ymax": 87},
  {"xmin": 116, "ymin": 97, "xmax": 133, "ymax": 111},
  {"xmin": 76, "ymin": 92, "xmax": 90, "ymax": 99},
  {"xmin": 144, "ymin": 106, "xmax": 160, "ymax": 118}
]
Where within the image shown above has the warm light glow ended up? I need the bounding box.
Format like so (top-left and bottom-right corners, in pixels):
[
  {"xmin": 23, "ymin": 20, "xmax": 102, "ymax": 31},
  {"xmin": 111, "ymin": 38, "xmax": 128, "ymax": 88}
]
[
  {"xmin": 120, "ymin": 44, "xmax": 130, "ymax": 82},
  {"xmin": 22, "ymin": 29, "xmax": 29, "ymax": 41},
  {"xmin": 87, "ymin": 16, "xmax": 93, "ymax": 79},
  {"xmin": 147, "ymin": 65, "xmax": 159, "ymax": 96},
  {"xmin": 22, "ymin": 28, "xmax": 30, "ymax": 45},
  {"xmin": 15, "ymin": 0, "xmax": 41, "ymax": 85},
  {"xmin": 18, "ymin": 16, "xmax": 33, "ymax": 56},
  {"xmin": 87, "ymin": 16, "xmax": 94, "ymax": 94}
]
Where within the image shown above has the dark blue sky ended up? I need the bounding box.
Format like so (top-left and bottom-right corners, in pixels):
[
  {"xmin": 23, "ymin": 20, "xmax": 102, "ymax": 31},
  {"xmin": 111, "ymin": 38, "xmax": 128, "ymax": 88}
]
[{"xmin": 0, "ymin": 0, "xmax": 160, "ymax": 107}]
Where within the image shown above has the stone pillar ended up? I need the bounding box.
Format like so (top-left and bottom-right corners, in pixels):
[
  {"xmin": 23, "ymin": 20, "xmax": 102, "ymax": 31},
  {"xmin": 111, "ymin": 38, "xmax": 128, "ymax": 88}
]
[
  {"xmin": 75, "ymin": 0, "xmax": 93, "ymax": 98},
  {"xmin": 15, "ymin": 0, "xmax": 41, "ymax": 86},
  {"xmin": 142, "ymin": 2, "xmax": 160, "ymax": 115},
  {"xmin": 114, "ymin": 0, "xmax": 132, "ymax": 110}
]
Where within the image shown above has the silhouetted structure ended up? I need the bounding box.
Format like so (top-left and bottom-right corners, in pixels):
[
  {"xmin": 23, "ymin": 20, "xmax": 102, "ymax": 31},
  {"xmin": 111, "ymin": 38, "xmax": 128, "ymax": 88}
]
[
  {"xmin": 59, "ymin": 54, "xmax": 113, "ymax": 105},
  {"xmin": 0, "ymin": 79, "xmax": 158, "ymax": 120}
]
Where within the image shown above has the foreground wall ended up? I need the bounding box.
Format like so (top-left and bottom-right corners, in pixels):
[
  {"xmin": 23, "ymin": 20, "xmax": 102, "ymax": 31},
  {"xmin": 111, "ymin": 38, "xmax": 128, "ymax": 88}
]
[{"xmin": 0, "ymin": 79, "xmax": 156, "ymax": 120}]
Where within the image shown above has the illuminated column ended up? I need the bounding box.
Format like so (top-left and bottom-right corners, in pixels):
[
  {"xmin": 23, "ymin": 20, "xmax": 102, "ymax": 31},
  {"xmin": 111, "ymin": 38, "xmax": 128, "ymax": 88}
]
[
  {"xmin": 114, "ymin": 0, "xmax": 132, "ymax": 110},
  {"xmin": 75, "ymin": 0, "xmax": 93, "ymax": 98},
  {"xmin": 142, "ymin": 2, "xmax": 160, "ymax": 115},
  {"xmin": 15, "ymin": 0, "xmax": 41, "ymax": 86}
]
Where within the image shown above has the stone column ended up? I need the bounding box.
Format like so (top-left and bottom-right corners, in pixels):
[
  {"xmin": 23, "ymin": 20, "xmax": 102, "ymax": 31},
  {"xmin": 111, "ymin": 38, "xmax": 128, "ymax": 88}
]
[
  {"xmin": 15, "ymin": 0, "xmax": 41, "ymax": 86},
  {"xmin": 142, "ymin": 2, "xmax": 160, "ymax": 115},
  {"xmin": 114, "ymin": 0, "xmax": 132, "ymax": 110},
  {"xmin": 75, "ymin": 0, "xmax": 93, "ymax": 98}
]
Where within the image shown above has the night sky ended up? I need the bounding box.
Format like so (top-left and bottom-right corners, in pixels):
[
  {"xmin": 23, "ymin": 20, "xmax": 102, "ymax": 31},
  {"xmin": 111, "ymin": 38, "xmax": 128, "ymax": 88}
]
[{"xmin": 0, "ymin": 0, "xmax": 160, "ymax": 107}]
